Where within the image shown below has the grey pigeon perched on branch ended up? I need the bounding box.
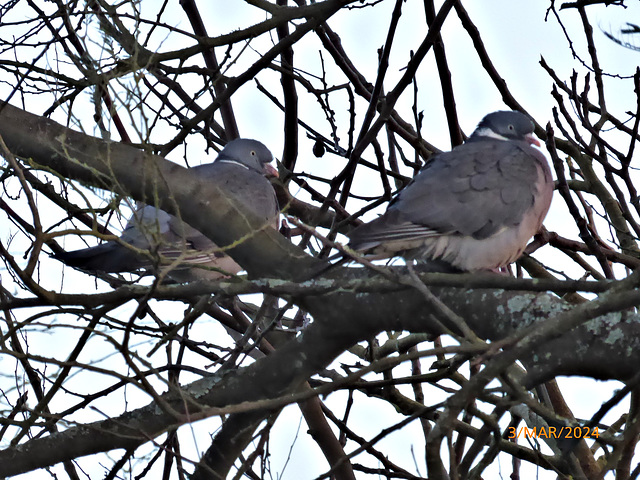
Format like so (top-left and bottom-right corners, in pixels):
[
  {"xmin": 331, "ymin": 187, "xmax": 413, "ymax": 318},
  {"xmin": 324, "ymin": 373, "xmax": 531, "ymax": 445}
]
[
  {"xmin": 347, "ymin": 111, "xmax": 553, "ymax": 271},
  {"xmin": 57, "ymin": 139, "xmax": 279, "ymax": 282}
]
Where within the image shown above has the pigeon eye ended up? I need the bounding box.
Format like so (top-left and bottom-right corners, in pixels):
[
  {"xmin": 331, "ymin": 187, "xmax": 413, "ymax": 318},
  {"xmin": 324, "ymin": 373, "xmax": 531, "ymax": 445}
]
[
  {"xmin": 508, "ymin": 124, "xmax": 514, "ymax": 131},
  {"xmin": 250, "ymin": 150, "xmax": 257, "ymax": 156}
]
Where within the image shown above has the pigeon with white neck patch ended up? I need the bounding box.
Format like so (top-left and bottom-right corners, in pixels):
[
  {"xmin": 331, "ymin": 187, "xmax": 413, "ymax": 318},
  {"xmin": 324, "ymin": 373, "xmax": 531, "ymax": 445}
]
[
  {"xmin": 57, "ymin": 138, "xmax": 279, "ymax": 282},
  {"xmin": 347, "ymin": 111, "xmax": 553, "ymax": 271}
]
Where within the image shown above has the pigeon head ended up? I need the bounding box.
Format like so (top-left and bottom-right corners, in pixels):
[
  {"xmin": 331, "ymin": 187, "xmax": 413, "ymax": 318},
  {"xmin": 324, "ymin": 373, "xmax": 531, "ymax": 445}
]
[
  {"xmin": 469, "ymin": 111, "xmax": 540, "ymax": 146},
  {"xmin": 217, "ymin": 138, "xmax": 278, "ymax": 177}
]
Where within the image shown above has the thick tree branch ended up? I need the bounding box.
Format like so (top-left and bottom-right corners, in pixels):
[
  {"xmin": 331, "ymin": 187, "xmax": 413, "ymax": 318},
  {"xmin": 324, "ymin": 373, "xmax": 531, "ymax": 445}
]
[
  {"xmin": 2, "ymin": 103, "xmax": 640, "ymax": 476},
  {"xmin": 0, "ymin": 102, "xmax": 318, "ymax": 281}
]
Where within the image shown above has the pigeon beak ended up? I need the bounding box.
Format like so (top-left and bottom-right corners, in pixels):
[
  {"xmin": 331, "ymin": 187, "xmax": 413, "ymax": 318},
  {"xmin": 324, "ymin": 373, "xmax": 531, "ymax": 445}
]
[
  {"xmin": 263, "ymin": 163, "xmax": 279, "ymax": 179},
  {"xmin": 525, "ymin": 133, "xmax": 541, "ymax": 147}
]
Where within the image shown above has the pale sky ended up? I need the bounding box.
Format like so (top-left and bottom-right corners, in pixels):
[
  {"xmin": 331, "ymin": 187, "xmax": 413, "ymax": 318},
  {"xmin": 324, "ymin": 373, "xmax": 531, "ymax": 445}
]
[{"xmin": 1, "ymin": 1, "xmax": 637, "ymax": 478}]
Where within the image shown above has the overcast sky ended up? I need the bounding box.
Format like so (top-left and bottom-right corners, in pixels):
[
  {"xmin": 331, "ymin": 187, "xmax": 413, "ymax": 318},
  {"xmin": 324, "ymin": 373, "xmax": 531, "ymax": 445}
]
[{"xmin": 1, "ymin": 1, "xmax": 637, "ymax": 479}]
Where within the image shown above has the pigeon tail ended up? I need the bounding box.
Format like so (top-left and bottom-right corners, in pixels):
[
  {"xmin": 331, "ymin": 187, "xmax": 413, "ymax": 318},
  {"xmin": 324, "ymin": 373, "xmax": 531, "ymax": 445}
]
[{"xmin": 55, "ymin": 242, "xmax": 144, "ymax": 273}]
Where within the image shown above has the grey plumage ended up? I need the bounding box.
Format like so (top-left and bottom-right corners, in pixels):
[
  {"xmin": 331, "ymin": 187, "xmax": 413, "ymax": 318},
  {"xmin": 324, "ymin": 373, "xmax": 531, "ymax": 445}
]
[
  {"xmin": 57, "ymin": 139, "xmax": 279, "ymax": 282},
  {"xmin": 347, "ymin": 111, "xmax": 554, "ymax": 271}
]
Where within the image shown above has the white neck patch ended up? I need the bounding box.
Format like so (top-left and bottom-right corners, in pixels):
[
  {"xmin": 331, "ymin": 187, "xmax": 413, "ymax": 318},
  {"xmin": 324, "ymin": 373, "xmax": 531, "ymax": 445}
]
[
  {"xmin": 474, "ymin": 128, "xmax": 509, "ymax": 141},
  {"xmin": 217, "ymin": 159, "xmax": 250, "ymax": 170}
]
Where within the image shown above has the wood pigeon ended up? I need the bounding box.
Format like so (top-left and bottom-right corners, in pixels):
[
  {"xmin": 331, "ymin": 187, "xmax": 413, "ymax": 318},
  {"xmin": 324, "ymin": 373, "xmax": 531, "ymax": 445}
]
[
  {"xmin": 56, "ymin": 139, "xmax": 279, "ymax": 282},
  {"xmin": 347, "ymin": 111, "xmax": 554, "ymax": 271}
]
